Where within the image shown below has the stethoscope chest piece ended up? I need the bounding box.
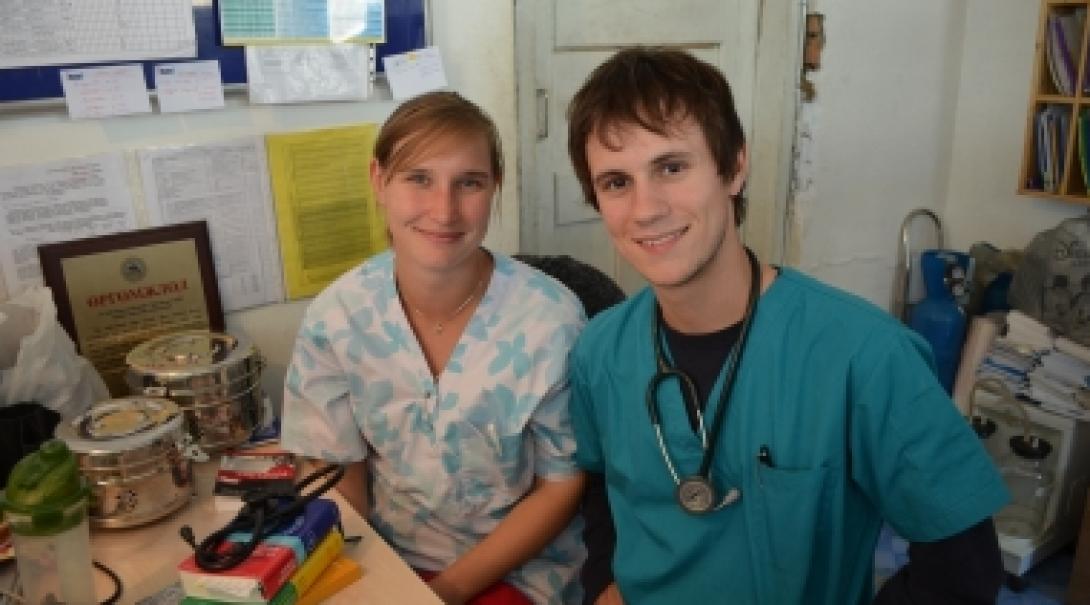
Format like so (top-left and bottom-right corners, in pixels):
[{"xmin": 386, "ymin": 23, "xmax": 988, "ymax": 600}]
[
  {"xmin": 677, "ymin": 476, "xmax": 741, "ymax": 514},
  {"xmin": 678, "ymin": 476, "xmax": 714, "ymax": 513}
]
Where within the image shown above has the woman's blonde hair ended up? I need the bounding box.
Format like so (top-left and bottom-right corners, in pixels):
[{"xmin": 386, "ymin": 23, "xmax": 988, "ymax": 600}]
[{"xmin": 373, "ymin": 91, "xmax": 503, "ymax": 186}]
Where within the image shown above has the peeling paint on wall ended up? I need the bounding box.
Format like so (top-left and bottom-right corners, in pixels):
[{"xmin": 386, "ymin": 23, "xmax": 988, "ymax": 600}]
[
  {"xmin": 783, "ymin": 1, "xmax": 964, "ymax": 308},
  {"xmin": 785, "ymin": 95, "xmax": 818, "ymax": 268}
]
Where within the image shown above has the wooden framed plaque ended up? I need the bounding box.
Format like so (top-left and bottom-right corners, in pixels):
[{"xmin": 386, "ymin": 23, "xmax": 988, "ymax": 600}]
[{"xmin": 37, "ymin": 221, "xmax": 225, "ymax": 396}]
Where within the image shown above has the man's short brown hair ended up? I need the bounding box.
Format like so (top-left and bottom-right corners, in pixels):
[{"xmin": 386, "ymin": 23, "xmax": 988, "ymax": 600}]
[{"xmin": 567, "ymin": 47, "xmax": 746, "ymax": 225}]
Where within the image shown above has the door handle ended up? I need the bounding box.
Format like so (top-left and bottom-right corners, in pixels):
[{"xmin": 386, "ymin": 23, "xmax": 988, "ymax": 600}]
[{"xmin": 536, "ymin": 88, "xmax": 549, "ymax": 140}]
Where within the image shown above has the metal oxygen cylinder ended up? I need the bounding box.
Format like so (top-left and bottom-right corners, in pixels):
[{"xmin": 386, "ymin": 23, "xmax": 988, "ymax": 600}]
[{"xmin": 909, "ymin": 250, "xmax": 971, "ymax": 394}]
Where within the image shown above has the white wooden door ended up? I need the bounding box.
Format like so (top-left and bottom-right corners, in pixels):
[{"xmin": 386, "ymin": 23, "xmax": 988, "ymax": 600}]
[{"xmin": 516, "ymin": 0, "xmax": 800, "ymax": 294}]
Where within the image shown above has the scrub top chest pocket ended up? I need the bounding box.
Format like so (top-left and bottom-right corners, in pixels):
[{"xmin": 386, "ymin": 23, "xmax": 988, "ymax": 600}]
[{"xmin": 753, "ymin": 458, "xmax": 835, "ymax": 601}]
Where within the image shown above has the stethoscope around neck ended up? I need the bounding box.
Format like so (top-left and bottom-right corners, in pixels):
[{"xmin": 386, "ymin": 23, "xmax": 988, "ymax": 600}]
[{"xmin": 646, "ymin": 247, "xmax": 761, "ymax": 514}]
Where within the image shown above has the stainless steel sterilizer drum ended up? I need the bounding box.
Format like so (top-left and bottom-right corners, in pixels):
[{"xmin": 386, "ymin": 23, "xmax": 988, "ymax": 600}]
[
  {"xmin": 125, "ymin": 330, "xmax": 265, "ymax": 453},
  {"xmin": 55, "ymin": 396, "xmax": 193, "ymax": 528}
]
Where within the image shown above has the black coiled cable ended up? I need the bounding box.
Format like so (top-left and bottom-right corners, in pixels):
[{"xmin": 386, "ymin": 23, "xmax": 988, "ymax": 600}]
[
  {"xmin": 94, "ymin": 560, "xmax": 122, "ymax": 604},
  {"xmin": 179, "ymin": 464, "xmax": 345, "ymax": 572}
]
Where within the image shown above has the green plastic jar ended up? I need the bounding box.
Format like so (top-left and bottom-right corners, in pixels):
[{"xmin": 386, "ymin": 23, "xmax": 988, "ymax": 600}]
[{"xmin": 0, "ymin": 439, "xmax": 96, "ymax": 604}]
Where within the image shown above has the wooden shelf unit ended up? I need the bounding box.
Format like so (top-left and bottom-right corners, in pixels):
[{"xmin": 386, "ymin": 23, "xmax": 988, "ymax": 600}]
[{"xmin": 1020, "ymin": 0, "xmax": 1090, "ymax": 204}]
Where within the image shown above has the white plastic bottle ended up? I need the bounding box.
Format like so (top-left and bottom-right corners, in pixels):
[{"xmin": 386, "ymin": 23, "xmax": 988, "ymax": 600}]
[{"xmin": 1, "ymin": 440, "xmax": 96, "ymax": 604}]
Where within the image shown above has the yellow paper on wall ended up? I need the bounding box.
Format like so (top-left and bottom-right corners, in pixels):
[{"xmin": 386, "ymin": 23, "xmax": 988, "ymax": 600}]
[{"xmin": 266, "ymin": 123, "xmax": 388, "ymax": 299}]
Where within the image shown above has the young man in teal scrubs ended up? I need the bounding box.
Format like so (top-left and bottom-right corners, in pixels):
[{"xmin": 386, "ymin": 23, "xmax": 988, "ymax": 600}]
[{"xmin": 565, "ymin": 47, "xmax": 1009, "ymax": 604}]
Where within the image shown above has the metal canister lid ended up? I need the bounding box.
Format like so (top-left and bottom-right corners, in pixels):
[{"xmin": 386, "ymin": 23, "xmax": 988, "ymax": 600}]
[
  {"xmin": 126, "ymin": 330, "xmax": 255, "ymax": 379},
  {"xmin": 56, "ymin": 397, "xmax": 182, "ymax": 453}
]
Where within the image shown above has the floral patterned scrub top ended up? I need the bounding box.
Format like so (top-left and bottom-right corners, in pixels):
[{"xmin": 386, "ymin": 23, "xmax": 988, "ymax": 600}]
[{"xmin": 281, "ymin": 249, "xmax": 587, "ymax": 604}]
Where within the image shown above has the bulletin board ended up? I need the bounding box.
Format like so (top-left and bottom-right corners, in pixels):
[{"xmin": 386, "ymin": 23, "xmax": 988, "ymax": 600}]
[{"xmin": 0, "ymin": 0, "xmax": 427, "ymax": 103}]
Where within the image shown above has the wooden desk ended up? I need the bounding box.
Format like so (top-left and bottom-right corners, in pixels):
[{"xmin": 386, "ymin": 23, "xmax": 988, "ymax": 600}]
[{"xmin": 84, "ymin": 462, "xmax": 442, "ymax": 605}]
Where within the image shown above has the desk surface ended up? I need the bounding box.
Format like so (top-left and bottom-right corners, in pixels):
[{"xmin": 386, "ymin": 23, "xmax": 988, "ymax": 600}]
[{"xmin": 84, "ymin": 462, "xmax": 442, "ymax": 605}]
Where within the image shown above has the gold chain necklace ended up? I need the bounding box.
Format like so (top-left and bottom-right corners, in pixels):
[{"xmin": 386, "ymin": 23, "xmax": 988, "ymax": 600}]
[{"xmin": 405, "ymin": 277, "xmax": 485, "ymax": 334}]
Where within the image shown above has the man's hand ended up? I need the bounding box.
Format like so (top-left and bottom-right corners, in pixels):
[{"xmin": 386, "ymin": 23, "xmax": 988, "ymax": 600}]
[{"xmin": 594, "ymin": 582, "xmax": 625, "ymax": 605}]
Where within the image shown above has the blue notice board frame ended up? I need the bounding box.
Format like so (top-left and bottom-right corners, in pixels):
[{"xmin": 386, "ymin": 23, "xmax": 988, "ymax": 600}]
[{"xmin": 0, "ymin": 0, "xmax": 427, "ymax": 103}]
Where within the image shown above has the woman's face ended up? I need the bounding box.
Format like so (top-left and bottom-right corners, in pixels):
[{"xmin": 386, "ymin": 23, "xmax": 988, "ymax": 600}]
[{"xmin": 372, "ymin": 133, "xmax": 496, "ymax": 274}]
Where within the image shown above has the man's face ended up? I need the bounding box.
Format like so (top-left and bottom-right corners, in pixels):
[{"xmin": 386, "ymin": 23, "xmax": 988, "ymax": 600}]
[{"xmin": 585, "ymin": 117, "xmax": 746, "ymax": 290}]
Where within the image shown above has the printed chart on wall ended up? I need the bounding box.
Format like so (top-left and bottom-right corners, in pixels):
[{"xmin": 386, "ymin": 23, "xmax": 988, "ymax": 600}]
[
  {"xmin": 0, "ymin": 0, "xmax": 197, "ymax": 68},
  {"xmin": 138, "ymin": 137, "xmax": 286, "ymax": 312},
  {"xmin": 266, "ymin": 124, "xmax": 387, "ymax": 299},
  {"xmin": 219, "ymin": 0, "xmax": 386, "ymax": 45}
]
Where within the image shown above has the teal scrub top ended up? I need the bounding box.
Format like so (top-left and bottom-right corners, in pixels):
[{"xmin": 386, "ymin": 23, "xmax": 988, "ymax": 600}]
[{"xmin": 569, "ymin": 268, "xmax": 1009, "ymax": 604}]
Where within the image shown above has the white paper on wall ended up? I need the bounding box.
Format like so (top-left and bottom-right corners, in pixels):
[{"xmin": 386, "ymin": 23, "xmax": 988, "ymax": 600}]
[
  {"xmin": 382, "ymin": 46, "xmax": 448, "ymax": 101},
  {"xmin": 0, "ymin": 0, "xmax": 196, "ymax": 68},
  {"xmin": 245, "ymin": 44, "xmax": 370, "ymax": 104},
  {"xmin": 0, "ymin": 153, "xmax": 139, "ymax": 296},
  {"xmin": 138, "ymin": 137, "xmax": 285, "ymax": 311},
  {"xmin": 154, "ymin": 61, "xmax": 226, "ymax": 113},
  {"xmin": 60, "ymin": 64, "xmax": 152, "ymax": 119}
]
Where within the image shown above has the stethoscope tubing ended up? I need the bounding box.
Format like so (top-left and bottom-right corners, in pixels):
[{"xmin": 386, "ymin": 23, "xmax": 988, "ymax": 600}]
[{"xmin": 645, "ymin": 247, "xmax": 762, "ymax": 484}]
